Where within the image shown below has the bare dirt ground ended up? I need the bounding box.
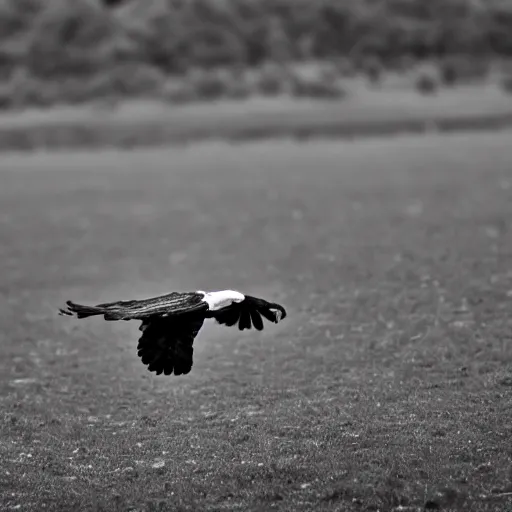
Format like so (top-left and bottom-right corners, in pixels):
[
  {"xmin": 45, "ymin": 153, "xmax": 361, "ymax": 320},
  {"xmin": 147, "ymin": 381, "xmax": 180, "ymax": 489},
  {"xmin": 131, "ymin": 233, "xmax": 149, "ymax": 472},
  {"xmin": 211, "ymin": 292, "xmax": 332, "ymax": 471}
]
[{"xmin": 1, "ymin": 133, "xmax": 512, "ymax": 511}]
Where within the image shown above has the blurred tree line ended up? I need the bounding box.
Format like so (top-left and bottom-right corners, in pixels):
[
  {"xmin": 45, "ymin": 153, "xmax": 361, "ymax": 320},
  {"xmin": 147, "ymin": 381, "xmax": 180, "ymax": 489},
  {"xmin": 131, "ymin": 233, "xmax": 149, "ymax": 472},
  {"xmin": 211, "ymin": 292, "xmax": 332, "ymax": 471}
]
[{"xmin": 0, "ymin": 0, "xmax": 511, "ymax": 105}]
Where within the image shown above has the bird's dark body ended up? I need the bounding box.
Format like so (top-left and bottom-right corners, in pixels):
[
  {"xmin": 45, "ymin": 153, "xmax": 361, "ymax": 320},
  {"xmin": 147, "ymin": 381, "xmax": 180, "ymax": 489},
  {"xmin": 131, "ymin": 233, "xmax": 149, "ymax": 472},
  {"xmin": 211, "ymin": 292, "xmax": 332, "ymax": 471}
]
[{"xmin": 59, "ymin": 290, "xmax": 286, "ymax": 377}]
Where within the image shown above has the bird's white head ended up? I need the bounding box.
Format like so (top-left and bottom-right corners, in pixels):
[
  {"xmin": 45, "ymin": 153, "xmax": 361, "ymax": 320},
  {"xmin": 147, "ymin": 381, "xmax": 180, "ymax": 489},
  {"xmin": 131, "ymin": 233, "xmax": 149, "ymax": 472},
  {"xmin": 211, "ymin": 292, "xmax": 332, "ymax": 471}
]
[{"xmin": 197, "ymin": 289, "xmax": 245, "ymax": 311}]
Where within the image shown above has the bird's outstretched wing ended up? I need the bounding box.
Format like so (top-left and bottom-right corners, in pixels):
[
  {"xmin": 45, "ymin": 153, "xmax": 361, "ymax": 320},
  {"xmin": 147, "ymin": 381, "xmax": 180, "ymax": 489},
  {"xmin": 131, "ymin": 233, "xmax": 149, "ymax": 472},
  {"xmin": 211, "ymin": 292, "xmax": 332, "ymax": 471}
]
[
  {"xmin": 59, "ymin": 292, "xmax": 207, "ymax": 321},
  {"xmin": 208, "ymin": 295, "xmax": 286, "ymax": 331},
  {"xmin": 59, "ymin": 290, "xmax": 286, "ymax": 376},
  {"xmin": 136, "ymin": 314, "xmax": 205, "ymax": 376}
]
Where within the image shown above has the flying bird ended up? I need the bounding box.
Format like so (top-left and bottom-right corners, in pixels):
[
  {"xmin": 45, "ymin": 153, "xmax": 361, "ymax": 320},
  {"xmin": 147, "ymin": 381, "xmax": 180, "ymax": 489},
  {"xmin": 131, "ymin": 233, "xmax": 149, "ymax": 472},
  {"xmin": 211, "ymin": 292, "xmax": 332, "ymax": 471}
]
[{"xmin": 59, "ymin": 290, "xmax": 286, "ymax": 377}]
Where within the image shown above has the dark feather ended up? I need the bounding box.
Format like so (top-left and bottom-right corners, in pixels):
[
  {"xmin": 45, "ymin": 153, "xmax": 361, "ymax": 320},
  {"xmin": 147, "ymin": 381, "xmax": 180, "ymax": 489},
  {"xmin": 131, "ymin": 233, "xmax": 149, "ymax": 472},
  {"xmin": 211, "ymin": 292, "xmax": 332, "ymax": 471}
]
[
  {"xmin": 239, "ymin": 309, "xmax": 252, "ymax": 331},
  {"xmin": 250, "ymin": 310, "xmax": 264, "ymax": 331},
  {"xmin": 136, "ymin": 314, "xmax": 204, "ymax": 376},
  {"xmin": 212, "ymin": 307, "xmax": 240, "ymax": 327},
  {"xmin": 59, "ymin": 292, "xmax": 207, "ymax": 321},
  {"xmin": 58, "ymin": 301, "xmax": 104, "ymax": 319},
  {"xmin": 209, "ymin": 295, "xmax": 286, "ymax": 332}
]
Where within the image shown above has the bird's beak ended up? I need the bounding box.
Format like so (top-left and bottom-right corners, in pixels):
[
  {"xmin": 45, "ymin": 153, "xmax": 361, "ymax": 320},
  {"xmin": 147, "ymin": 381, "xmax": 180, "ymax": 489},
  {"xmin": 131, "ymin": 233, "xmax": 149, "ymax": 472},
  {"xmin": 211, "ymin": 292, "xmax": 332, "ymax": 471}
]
[{"xmin": 275, "ymin": 310, "xmax": 283, "ymax": 322}]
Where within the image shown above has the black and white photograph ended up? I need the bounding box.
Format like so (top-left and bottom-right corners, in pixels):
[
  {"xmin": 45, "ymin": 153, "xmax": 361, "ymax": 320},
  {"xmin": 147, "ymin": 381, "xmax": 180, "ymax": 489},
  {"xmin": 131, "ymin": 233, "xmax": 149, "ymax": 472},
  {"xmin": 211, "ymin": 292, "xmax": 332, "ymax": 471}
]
[{"xmin": 1, "ymin": 1, "xmax": 512, "ymax": 511}]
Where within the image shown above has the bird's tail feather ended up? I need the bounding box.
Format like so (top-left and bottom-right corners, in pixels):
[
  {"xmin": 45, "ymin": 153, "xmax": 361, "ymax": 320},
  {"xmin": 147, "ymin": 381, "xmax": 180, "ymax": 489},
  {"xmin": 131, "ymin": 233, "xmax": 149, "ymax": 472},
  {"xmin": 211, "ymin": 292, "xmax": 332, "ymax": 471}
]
[{"xmin": 58, "ymin": 300, "xmax": 107, "ymax": 319}]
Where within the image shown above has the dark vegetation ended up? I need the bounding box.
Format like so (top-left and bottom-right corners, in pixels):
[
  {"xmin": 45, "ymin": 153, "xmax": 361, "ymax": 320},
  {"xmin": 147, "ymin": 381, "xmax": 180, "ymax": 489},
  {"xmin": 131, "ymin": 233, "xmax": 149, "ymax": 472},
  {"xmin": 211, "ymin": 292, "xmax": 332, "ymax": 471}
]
[{"xmin": 1, "ymin": 0, "xmax": 512, "ymax": 108}]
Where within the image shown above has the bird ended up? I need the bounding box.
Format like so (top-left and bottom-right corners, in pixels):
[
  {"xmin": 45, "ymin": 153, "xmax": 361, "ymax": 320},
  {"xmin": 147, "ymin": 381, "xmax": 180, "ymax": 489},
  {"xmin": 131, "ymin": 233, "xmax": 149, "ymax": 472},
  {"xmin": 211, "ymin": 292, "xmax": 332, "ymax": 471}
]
[{"xmin": 58, "ymin": 289, "xmax": 286, "ymax": 377}]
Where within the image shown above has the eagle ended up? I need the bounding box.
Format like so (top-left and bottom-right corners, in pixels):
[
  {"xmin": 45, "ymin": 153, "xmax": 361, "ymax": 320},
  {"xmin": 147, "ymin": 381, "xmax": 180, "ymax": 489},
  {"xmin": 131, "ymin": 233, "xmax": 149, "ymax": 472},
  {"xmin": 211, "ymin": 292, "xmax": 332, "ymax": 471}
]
[{"xmin": 58, "ymin": 290, "xmax": 286, "ymax": 376}]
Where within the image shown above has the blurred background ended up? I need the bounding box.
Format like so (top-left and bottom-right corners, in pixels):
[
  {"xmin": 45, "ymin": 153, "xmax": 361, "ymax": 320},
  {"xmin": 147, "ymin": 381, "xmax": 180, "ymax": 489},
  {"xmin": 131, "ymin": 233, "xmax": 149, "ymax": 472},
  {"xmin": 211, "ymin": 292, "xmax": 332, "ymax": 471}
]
[{"xmin": 0, "ymin": 0, "xmax": 512, "ymax": 149}]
